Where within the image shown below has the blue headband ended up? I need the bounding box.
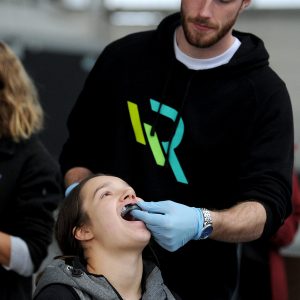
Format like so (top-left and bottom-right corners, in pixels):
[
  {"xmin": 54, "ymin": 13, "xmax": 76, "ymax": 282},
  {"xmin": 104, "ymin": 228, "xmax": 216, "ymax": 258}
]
[{"xmin": 65, "ymin": 182, "xmax": 79, "ymax": 197}]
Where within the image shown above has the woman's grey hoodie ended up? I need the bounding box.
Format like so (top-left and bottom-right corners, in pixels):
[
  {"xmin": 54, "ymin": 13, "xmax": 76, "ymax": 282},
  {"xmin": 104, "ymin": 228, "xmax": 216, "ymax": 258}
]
[{"xmin": 33, "ymin": 257, "xmax": 177, "ymax": 300}]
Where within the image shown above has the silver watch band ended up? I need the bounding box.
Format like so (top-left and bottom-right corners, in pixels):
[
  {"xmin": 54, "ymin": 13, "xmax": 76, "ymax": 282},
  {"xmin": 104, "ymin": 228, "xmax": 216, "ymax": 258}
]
[
  {"xmin": 202, "ymin": 208, "xmax": 213, "ymax": 227},
  {"xmin": 198, "ymin": 208, "xmax": 213, "ymax": 239}
]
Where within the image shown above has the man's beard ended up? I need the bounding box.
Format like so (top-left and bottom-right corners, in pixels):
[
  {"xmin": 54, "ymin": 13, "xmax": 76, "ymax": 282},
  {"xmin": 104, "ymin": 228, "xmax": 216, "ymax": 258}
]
[{"xmin": 181, "ymin": 9, "xmax": 240, "ymax": 48}]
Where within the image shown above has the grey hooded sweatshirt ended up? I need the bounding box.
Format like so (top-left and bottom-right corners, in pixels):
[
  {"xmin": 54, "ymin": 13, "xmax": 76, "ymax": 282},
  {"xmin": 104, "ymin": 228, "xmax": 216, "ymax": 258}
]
[{"xmin": 33, "ymin": 257, "xmax": 177, "ymax": 300}]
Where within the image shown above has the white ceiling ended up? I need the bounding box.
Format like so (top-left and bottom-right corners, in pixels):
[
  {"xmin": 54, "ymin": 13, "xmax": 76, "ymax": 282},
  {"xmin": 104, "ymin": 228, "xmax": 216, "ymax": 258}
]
[{"xmin": 103, "ymin": 0, "xmax": 300, "ymax": 10}]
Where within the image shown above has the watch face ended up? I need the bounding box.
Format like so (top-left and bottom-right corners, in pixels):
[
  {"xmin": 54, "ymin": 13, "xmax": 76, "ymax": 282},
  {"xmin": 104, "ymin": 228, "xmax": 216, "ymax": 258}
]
[{"xmin": 200, "ymin": 225, "xmax": 213, "ymax": 239}]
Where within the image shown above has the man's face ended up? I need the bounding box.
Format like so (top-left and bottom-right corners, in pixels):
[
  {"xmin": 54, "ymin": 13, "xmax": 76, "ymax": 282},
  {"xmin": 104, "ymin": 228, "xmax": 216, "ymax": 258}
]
[{"xmin": 180, "ymin": 0, "xmax": 248, "ymax": 48}]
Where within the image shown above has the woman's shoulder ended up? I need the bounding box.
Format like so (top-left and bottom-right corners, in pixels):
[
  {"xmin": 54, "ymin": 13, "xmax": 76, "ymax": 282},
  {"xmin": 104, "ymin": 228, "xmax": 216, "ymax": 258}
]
[{"xmin": 20, "ymin": 135, "xmax": 61, "ymax": 173}]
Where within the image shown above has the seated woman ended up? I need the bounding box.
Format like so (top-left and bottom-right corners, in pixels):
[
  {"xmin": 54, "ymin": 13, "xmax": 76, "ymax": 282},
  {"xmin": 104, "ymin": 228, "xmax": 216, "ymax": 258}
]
[{"xmin": 33, "ymin": 174, "xmax": 178, "ymax": 300}]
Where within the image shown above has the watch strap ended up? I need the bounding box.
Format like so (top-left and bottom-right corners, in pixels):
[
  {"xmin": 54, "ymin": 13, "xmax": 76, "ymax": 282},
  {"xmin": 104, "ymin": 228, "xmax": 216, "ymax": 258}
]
[
  {"xmin": 199, "ymin": 208, "xmax": 213, "ymax": 239},
  {"xmin": 202, "ymin": 208, "xmax": 212, "ymax": 227}
]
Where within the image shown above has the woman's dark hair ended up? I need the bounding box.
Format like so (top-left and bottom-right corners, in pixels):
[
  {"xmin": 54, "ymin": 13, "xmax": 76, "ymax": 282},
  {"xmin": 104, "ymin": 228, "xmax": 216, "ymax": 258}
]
[
  {"xmin": 55, "ymin": 173, "xmax": 161, "ymax": 268},
  {"xmin": 55, "ymin": 173, "xmax": 105, "ymax": 261}
]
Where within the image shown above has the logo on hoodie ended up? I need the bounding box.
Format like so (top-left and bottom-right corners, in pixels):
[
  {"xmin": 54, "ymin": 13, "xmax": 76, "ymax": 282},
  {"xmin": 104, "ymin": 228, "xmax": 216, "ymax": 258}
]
[{"xmin": 127, "ymin": 99, "xmax": 188, "ymax": 184}]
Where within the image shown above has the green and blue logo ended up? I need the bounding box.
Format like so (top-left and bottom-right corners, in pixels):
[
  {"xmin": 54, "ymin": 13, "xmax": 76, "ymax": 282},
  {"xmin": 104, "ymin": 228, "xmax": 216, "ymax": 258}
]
[{"xmin": 127, "ymin": 98, "xmax": 188, "ymax": 184}]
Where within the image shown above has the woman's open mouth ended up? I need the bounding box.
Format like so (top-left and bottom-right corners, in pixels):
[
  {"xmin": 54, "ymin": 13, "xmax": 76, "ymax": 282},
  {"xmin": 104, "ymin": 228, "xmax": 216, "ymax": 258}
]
[{"xmin": 121, "ymin": 204, "xmax": 141, "ymax": 221}]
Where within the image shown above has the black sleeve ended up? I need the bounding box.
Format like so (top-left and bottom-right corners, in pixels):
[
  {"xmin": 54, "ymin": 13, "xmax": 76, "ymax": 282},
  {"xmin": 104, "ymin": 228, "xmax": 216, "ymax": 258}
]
[
  {"xmin": 59, "ymin": 43, "xmax": 120, "ymax": 176},
  {"xmin": 239, "ymin": 82, "xmax": 294, "ymax": 238},
  {"xmin": 34, "ymin": 284, "xmax": 80, "ymax": 300},
  {"xmin": 14, "ymin": 138, "xmax": 63, "ymax": 271}
]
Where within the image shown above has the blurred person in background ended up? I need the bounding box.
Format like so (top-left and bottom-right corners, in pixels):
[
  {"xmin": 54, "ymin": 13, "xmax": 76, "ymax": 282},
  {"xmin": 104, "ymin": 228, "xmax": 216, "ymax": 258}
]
[
  {"xmin": 33, "ymin": 174, "xmax": 179, "ymax": 300},
  {"xmin": 269, "ymin": 170, "xmax": 300, "ymax": 300},
  {"xmin": 0, "ymin": 41, "xmax": 63, "ymax": 300},
  {"xmin": 59, "ymin": 0, "xmax": 294, "ymax": 298}
]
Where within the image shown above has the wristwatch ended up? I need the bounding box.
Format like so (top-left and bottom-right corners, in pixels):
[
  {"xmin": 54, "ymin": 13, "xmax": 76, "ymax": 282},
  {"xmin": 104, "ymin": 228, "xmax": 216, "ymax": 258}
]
[{"xmin": 199, "ymin": 208, "xmax": 213, "ymax": 239}]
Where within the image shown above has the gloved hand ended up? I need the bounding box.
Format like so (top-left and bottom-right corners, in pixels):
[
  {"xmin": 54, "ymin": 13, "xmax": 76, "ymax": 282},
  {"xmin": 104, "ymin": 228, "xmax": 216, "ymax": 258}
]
[{"xmin": 131, "ymin": 200, "xmax": 203, "ymax": 252}]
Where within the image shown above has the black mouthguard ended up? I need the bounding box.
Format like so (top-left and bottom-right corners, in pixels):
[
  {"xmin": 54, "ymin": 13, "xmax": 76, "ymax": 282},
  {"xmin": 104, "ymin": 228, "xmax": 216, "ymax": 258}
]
[{"xmin": 121, "ymin": 204, "xmax": 141, "ymax": 220}]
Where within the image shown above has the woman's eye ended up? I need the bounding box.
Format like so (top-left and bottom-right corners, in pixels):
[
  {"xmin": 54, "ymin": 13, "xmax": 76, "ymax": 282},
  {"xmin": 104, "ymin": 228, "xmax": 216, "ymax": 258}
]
[{"xmin": 100, "ymin": 192, "xmax": 111, "ymax": 199}]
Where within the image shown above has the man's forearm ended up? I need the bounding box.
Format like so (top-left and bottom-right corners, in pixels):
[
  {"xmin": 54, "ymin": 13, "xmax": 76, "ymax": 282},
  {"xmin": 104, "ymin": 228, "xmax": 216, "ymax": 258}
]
[
  {"xmin": 210, "ymin": 201, "xmax": 267, "ymax": 242},
  {"xmin": 0, "ymin": 231, "xmax": 11, "ymax": 266}
]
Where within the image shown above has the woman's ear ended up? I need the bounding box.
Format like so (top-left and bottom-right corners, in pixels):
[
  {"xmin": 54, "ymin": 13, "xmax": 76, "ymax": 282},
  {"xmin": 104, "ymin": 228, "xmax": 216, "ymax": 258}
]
[{"xmin": 73, "ymin": 225, "xmax": 94, "ymax": 241}]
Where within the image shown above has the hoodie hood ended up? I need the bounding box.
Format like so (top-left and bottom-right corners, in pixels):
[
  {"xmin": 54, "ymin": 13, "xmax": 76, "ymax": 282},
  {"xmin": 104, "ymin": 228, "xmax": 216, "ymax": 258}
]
[
  {"xmin": 155, "ymin": 12, "xmax": 270, "ymax": 76},
  {"xmin": 33, "ymin": 257, "xmax": 176, "ymax": 300}
]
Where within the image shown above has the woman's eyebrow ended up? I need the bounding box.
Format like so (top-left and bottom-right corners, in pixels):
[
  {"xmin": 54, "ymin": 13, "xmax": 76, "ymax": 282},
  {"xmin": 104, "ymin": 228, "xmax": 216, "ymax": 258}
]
[
  {"xmin": 92, "ymin": 181, "xmax": 132, "ymax": 199},
  {"xmin": 92, "ymin": 183, "xmax": 109, "ymax": 199}
]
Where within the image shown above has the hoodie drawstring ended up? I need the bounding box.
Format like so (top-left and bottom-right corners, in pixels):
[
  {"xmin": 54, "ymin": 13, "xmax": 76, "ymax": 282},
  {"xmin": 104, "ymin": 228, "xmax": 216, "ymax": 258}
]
[{"xmin": 151, "ymin": 67, "xmax": 195, "ymax": 166}]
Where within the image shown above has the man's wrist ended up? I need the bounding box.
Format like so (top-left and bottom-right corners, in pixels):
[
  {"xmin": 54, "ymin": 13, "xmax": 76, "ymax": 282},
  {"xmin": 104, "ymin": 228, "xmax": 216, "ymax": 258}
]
[{"xmin": 198, "ymin": 208, "xmax": 213, "ymax": 240}]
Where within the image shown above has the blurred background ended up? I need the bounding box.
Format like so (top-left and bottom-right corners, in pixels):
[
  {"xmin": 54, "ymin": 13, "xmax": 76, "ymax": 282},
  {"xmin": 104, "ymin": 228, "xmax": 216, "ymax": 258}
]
[{"xmin": 1, "ymin": 0, "xmax": 299, "ymax": 298}]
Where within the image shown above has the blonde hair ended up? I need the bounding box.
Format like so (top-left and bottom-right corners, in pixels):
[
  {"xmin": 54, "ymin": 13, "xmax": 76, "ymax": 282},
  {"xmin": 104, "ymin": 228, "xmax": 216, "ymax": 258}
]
[{"xmin": 0, "ymin": 42, "xmax": 43, "ymax": 142}]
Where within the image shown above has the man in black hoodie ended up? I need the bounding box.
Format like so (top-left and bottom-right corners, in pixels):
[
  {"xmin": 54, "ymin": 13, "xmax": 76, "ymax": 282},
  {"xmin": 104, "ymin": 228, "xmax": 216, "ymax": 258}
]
[{"xmin": 59, "ymin": 0, "xmax": 294, "ymax": 299}]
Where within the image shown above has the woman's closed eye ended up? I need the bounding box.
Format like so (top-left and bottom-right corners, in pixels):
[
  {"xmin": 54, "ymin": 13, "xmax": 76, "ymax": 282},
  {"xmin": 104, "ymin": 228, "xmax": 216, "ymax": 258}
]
[{"xmin": 100, "ymin": 191, "xmax": 111, "ymax": 199}]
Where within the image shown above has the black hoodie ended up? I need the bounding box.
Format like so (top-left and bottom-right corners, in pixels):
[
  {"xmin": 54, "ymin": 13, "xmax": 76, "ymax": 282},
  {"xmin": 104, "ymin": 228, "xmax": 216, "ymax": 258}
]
[{"xmin": 60, "ymin": 13, "xmax": 294, "ymax": 299}]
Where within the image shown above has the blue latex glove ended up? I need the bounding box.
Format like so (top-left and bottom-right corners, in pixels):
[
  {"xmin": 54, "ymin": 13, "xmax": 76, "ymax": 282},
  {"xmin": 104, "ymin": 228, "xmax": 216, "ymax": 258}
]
[{"xmin": 131, "ymin": 200, "xmax": 203, "ymax": 252}]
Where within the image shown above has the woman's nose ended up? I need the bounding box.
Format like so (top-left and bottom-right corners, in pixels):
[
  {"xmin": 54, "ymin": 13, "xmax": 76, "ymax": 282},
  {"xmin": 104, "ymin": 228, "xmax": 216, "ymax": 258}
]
[{"xmin": 122, "ymin": 189, "xmax": 136, "ymax": 201}]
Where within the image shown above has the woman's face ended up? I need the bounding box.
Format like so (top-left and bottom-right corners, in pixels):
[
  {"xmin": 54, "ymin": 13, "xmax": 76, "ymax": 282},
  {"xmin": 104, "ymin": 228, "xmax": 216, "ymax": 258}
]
[{"xmin": 79, "ymin": 175, "xmax": 151, "ymax": 251}]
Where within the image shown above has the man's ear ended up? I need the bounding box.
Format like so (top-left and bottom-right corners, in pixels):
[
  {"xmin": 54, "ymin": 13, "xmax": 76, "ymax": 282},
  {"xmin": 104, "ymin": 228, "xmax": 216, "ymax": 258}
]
[
  {"xmin": 241, "ymin": 0, "xmax": 251, "ymax": 10},
  {"xmin": 73, "ymin": 225, "xmax": 94, "ymax": 241}
]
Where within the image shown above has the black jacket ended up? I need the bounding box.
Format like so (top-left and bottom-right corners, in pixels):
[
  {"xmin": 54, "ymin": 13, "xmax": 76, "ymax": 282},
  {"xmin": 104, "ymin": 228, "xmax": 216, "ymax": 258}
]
[
  {"xmin": 0, "ymin": 135, "xmax": 63, "ymax": 300},
  {"xmin": 60, "ymin": 13, "xmax": 294, "ymax": 299}
]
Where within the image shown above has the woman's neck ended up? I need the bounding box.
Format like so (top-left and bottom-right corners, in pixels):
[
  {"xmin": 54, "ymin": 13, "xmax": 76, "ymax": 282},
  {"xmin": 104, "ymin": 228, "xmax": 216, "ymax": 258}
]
[{"xmin": 86, "ymin": 249, "xmax": 143, "ymax": 300}]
